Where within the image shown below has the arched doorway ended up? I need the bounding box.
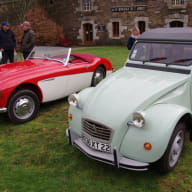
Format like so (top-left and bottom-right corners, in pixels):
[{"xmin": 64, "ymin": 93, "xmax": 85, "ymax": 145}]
[
  {"xmin": 170, "ymin": 21, "xmax": 184, "ymax": 27},
  {"xmin": 83, "ymin": 23, "xmax": 93, "ymax": 44}
]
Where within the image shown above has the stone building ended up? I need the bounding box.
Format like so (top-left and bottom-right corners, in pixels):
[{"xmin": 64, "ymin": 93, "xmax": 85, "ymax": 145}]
[
  {"xmin": 0, "ymin": 0, "xmax": 191, "ymax": 46},
  {"xmin": 38, "ymin": 0, "xmax": 192, "ymax": 46}
]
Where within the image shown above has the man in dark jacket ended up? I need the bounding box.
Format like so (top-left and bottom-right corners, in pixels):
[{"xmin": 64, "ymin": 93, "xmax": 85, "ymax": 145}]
[
  {"xmin": 21, "ymin": 21, "xmax": 35, "ymax": 59},
  {"xmin": 0, "ymin": 21, "xmax": 16, "ymax": 64}
]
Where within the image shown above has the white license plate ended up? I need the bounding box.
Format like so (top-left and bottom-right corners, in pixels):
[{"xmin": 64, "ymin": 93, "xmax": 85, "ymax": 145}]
[{"xmin": 82, "ymin": 135, "xmax": 111, "ymax": 153}]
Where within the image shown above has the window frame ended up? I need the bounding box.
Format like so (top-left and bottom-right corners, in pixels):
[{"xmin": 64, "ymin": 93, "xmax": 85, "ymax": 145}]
[
  {"xmin": 167, "ymin": 0, "xmax": 187, "ymax": 8},
  {"xmin": 171, "ymin": 0, "xmax": 185, "ymax": 6},
  {"xmin": 82, "ymin": 0, "xmax": 93, "ymax": 11}
]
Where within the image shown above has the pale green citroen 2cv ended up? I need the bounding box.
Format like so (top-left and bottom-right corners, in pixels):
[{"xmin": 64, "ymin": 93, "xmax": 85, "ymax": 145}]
[{"xmin": 67, "ymin": 28, "xmax": 192, "ymax": 173}]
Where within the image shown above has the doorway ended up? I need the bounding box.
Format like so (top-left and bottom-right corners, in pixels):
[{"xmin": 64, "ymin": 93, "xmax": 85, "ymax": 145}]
[
  {"xmin": 138, "ymin": 21, "xmax": 146, "ymax": 34},
  {"xmin": 83, "ymin": 23, "xmax": 93, "ymax": 44},
  {"xmin": 170, "ymin": 21, "xmax": 184, "ymax": 27}
]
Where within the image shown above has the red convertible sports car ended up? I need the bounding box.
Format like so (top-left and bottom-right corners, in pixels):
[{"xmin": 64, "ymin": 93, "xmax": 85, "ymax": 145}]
[{"xmin": 0, "ymin": 46, "xmax": 113, "ymax": 124}]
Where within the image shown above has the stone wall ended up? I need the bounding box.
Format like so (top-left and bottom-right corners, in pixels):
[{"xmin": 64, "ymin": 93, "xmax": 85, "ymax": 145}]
[
  {"xmin": 1, "ymin": 0, "xmax": 192, "ymax": 47},
  {"xmin": 40, "ymin": 0, "xmax": 192, "ymax": 46}
]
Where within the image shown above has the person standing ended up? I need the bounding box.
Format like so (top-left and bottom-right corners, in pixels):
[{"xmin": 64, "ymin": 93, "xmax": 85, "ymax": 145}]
[
  {"xmin": 127, "ymin": 27, "xmax": 140, "ymax": 50},
  {"xmin": 0, "ymin": 21, "xmax": 16, "ymax": 64},
  {"xmin": 21, "ymin": 21, "xmax": 35, "ymax": 59}
]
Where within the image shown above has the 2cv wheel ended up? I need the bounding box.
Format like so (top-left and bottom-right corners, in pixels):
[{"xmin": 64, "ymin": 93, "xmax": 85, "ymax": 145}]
[
  {"xmin": 157, "ymin": 123, "xmax": 185, "ymax": 173},
  {"xmin": 8, "ymin": 89, "xmax": 40, "ymax": 124}
]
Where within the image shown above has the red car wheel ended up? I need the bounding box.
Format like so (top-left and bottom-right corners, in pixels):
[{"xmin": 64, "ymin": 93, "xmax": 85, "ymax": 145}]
[{"xmin": 8, "ymin": 89, "xmax": 40, "ymax": 124}]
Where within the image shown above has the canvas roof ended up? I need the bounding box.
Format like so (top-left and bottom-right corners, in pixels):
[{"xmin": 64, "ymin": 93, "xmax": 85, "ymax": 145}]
[{"xmin": 138, "ymin": 28, "xmax": 192, "ymax": 42}]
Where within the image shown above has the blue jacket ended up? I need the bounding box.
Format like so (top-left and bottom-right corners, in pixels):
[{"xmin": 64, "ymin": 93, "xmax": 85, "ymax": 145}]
[
  {"xmin": 0, "ymin": 29, "xmax": 16, "ymax": 51},
  {"xmin": 127, "ymin": 36, "xmax": 136, "ymax": 50}
]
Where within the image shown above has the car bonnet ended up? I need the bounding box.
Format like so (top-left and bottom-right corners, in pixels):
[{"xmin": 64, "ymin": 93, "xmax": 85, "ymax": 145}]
[
  {"xmin": 83, "ymin": 67, "xmax": 190, "ymax": 129},
  {"xmin": 0, "ymin": 59, "xmax": 63, "ymax": 85}
]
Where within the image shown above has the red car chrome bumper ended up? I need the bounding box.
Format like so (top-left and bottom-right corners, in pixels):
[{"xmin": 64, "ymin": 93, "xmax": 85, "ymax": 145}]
[{"xmin": 0, "ymin": 107, "xmax": 7, "ymax": 113}]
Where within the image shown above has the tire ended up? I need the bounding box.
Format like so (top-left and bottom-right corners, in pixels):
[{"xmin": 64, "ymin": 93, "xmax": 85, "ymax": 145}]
[
  {"xmin": 8, "ymin": 89, "xmax": 40, "ymax": 124},
  {"xmin": 157, "ymin": 123, "xmax": 185, "ymax": 173},
  {"xmin": 91, "ymin": 66, "xmax": 106, "ymax": 87}
]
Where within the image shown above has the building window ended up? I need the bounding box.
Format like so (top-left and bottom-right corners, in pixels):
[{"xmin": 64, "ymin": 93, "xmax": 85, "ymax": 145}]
[
  {"xmin": 172, "ymin": 0, "xmax": 185, "ymax": 5},
  {"xmin": 82, "ymin": 0, "xmax": 93, "ymax": 11},
  {"xmin": 167, "ymin": 0, "xmax": 187, "ymax": 9},
  {"xmin": 112, "ymin": 22, "xmax": 119, "ymax": 37}
]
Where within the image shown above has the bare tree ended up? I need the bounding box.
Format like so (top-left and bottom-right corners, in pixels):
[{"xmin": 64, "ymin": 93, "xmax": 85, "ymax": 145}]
[{"xmin": 12, "ymin": 0, "xmax": 37, "ymax": 24}]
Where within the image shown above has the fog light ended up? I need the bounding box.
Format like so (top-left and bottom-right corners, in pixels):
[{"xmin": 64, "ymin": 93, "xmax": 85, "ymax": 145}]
[{"xmin": 144, "ymin": 142, "xmax": 152, "ymax": 150}]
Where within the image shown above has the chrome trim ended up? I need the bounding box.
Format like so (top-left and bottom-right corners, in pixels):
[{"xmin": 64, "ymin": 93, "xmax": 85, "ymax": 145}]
[
  {"xmin": 0, "ymin": 107, "xmax": 7, "ymax": 113},
  {"xmin": 64, "ymin": 48, "xmax": 71, "ymax": 66},
  {"xmin": 82, "ymin": 118, "xmax": 114, "ymax": 143},
  {"xmin": 41, "ymin": 78, "xmax": 55, "ymax": 82},
  {"xmin": 67, "ymin": 128, "xmax": 149, "ymax": 171}
]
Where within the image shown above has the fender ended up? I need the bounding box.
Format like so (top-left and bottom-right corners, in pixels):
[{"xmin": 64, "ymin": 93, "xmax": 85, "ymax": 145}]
[
  {"xmin": 120, "ymin": 103, "xmax": 191, "ymax": 163},
  {"xmin": 68, "ymin": 87, "xmax": 94, "ymax": 135}
]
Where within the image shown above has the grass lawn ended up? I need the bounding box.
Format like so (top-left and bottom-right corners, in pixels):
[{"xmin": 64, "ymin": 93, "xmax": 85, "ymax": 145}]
[{"xmin": 0, "ymin": 46, "xmax": 192, "ymax": 192}]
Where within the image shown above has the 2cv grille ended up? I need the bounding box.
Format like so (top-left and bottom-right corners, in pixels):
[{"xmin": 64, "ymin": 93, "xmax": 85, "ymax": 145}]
[{"xmin": 82, "ymin": 118, "xmax": 113, "ymax": 142}]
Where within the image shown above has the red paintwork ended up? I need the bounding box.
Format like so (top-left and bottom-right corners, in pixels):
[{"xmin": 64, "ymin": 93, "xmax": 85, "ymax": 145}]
[{"xmin": 0, "ymin": 53, "xmax": 112, "ymax": 108}]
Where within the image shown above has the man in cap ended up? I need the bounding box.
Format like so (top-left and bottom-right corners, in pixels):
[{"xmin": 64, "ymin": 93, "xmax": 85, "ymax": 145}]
[
  {"xmin": 21, "ymin": 21, "xmax": 35, "ymax": 59},
  {"xmin": 0, "ymin": 21, "xmax": 16, "ymax": 64}
]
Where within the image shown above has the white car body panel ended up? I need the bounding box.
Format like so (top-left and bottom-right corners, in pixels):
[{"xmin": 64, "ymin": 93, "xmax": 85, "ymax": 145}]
[{"xmin": 38, "ymin": 72, "xmax": 93, "ymax": 102}]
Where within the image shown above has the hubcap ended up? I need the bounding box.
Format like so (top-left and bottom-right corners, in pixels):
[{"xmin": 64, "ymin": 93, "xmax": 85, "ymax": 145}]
[
  {"xmin": 168, "ymin": 130, "xmax": 184, "ymax": 168},
  {"xmin": 13, "ymin": 96, "xmax": 35, "ymax": 120}
]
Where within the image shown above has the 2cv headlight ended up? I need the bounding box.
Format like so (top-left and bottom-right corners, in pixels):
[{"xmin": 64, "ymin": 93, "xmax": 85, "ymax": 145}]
[
  {"xmin": 128, "ymin": 111, "xmax": 145, "ymax": 128},
  {"xmin": 68, "ymin": 94, "xmax": 79, "ymax": 108}
]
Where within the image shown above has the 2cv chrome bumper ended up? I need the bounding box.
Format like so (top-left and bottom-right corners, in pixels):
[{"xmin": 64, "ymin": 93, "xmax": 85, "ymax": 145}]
[{"xmin": 67, "ymin": 128, "xmax": 150, "ymax": 171}]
